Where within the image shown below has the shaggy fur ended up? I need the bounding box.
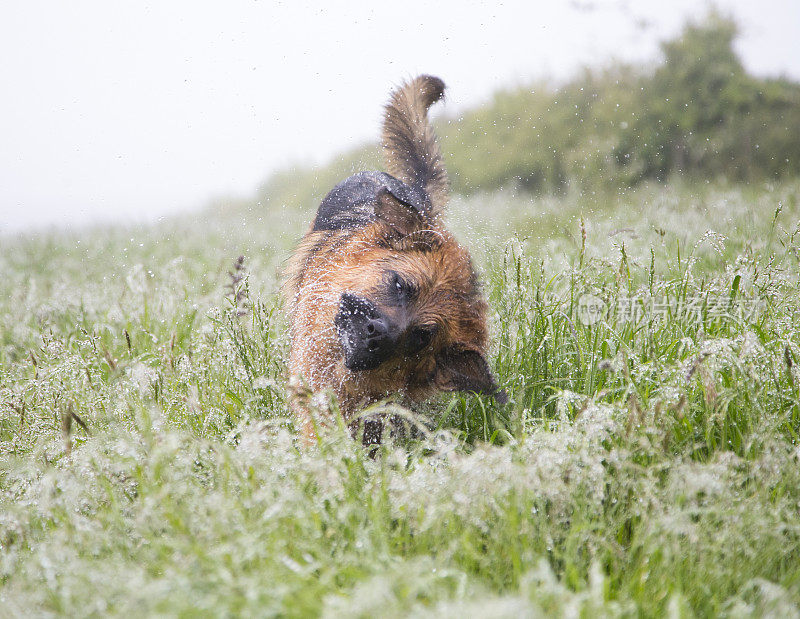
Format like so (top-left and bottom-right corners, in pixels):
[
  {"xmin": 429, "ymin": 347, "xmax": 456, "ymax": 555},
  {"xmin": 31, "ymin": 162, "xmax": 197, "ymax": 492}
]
[{"xmin": 285, "ymin": 75, "xmax": 505, "ymax": 445}]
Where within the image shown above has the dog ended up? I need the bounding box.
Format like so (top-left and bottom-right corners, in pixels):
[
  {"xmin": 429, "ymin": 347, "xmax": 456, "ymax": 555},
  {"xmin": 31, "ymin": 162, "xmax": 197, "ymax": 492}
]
[{"xmin": 284, "ymin": 75, "xmax": 506, "ymax": 445}]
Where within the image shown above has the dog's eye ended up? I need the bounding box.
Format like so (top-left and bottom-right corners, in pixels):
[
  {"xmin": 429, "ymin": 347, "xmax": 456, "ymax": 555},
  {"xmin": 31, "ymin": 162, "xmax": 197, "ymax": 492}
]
[
  {"xmin": 387, "ymin": 271, "xmax": 415, "ymax": 303},
  {"xmin": 407, "ymin": 326, "xmax": 435, "ymax": 353}
]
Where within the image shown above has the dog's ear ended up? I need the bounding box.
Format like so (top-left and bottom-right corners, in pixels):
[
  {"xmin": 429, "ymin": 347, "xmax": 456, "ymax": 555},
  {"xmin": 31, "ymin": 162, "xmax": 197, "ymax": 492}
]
[
  {"xmin": 434, "ymin": 346, "xmax": 508, "ymax": 404},
  {"xmin": 374, "ymin": 188, "xmax": 424, "ymax": 237}
]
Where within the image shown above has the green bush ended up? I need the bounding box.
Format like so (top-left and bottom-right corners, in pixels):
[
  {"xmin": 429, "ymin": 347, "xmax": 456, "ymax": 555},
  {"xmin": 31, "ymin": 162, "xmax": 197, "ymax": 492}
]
[{"xmin": 258, "ymin": 13, "xmax": 800, "ymax": 208}]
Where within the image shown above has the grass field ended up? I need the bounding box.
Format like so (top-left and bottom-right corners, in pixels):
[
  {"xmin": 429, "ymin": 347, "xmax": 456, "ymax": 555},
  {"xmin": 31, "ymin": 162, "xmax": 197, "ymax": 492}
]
[{"xmin": 1, "ymin": 179, "xmax": 800, "ymax": 616}]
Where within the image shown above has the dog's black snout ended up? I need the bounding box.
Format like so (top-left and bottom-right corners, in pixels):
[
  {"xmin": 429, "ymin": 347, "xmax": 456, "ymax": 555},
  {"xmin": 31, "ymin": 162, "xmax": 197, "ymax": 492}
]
[
  {"xmin": 365, "ymin": 316, "xmax": 390, "ymax": 353},
  {"xmin": 366, "ymin": 316, "xmax": 388, "ymax": 340},
  {"xmin": 366, "ymin": 323, "xmax": 388, "ymax": 352},
  {"xmin": 335, "ymin": 292, "xmax": 398, "ymax": 371}
]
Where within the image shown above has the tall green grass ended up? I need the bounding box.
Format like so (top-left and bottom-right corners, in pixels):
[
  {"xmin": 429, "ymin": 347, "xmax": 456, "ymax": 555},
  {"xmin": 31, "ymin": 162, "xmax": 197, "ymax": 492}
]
[{"xmin": 1, "ymin": 181, "xmax": 799, "ymax": 615}]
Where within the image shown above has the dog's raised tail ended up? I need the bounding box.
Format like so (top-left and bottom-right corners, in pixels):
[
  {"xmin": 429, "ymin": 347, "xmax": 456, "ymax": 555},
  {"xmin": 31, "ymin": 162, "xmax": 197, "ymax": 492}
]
[{"xmin": 382, "ymin": 75, "xmax": 449, "ymax": 216}]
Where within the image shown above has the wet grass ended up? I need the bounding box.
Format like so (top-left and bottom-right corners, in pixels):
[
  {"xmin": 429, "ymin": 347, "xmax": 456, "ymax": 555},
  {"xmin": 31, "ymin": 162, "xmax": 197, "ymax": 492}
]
[{"xmin": 1, "ymin": 180, "xmax": 799, "ymax": 616}]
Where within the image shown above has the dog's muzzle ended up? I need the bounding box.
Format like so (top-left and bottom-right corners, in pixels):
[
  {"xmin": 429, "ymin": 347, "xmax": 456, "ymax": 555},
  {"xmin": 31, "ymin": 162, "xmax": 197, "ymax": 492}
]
[{"xmin": 335, "ymin": 292, "xmax": 398, "ymax": 371}]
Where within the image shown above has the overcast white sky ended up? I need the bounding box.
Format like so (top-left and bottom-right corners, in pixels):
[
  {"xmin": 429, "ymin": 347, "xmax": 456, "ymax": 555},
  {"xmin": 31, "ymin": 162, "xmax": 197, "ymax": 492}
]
[{"xmin": 1, "ymin": 0, "xmax": 799, "ymax": 232}]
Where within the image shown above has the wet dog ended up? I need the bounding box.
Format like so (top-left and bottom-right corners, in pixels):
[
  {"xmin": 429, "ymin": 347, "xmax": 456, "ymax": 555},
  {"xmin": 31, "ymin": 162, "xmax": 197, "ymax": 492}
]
[{"xmin": 284, "ymin": 75, "xmax": 506, "ymax": 445}]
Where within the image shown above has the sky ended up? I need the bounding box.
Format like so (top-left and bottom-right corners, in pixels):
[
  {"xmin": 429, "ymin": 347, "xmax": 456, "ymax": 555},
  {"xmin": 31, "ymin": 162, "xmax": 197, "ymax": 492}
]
[{"xmin": 1, "ymin": 0, "xmax": 799, "ymax": 232}]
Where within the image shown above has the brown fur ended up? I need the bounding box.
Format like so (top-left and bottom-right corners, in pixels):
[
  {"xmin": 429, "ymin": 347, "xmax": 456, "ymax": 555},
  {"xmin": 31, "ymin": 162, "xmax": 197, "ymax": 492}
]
[
  {"xmin": 382, "ymin": 75, "xmax": 449, "ymax": 214},
  {"xmin": 285, "ymin": 76, "xmax": 504, "ymax": 445}
]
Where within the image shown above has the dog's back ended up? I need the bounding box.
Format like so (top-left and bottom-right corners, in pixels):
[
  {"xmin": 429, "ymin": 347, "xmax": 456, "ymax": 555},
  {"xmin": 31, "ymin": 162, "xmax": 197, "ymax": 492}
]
[{"xmin": 285, "ymin": 75, "xmax": 450, "ymax": 310}]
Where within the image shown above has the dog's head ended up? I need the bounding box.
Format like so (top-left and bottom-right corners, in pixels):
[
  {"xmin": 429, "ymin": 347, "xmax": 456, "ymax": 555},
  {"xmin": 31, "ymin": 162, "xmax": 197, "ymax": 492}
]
[{"xmin": 332, "ymin": 190, "xmax": 507, "ymax": 404}]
